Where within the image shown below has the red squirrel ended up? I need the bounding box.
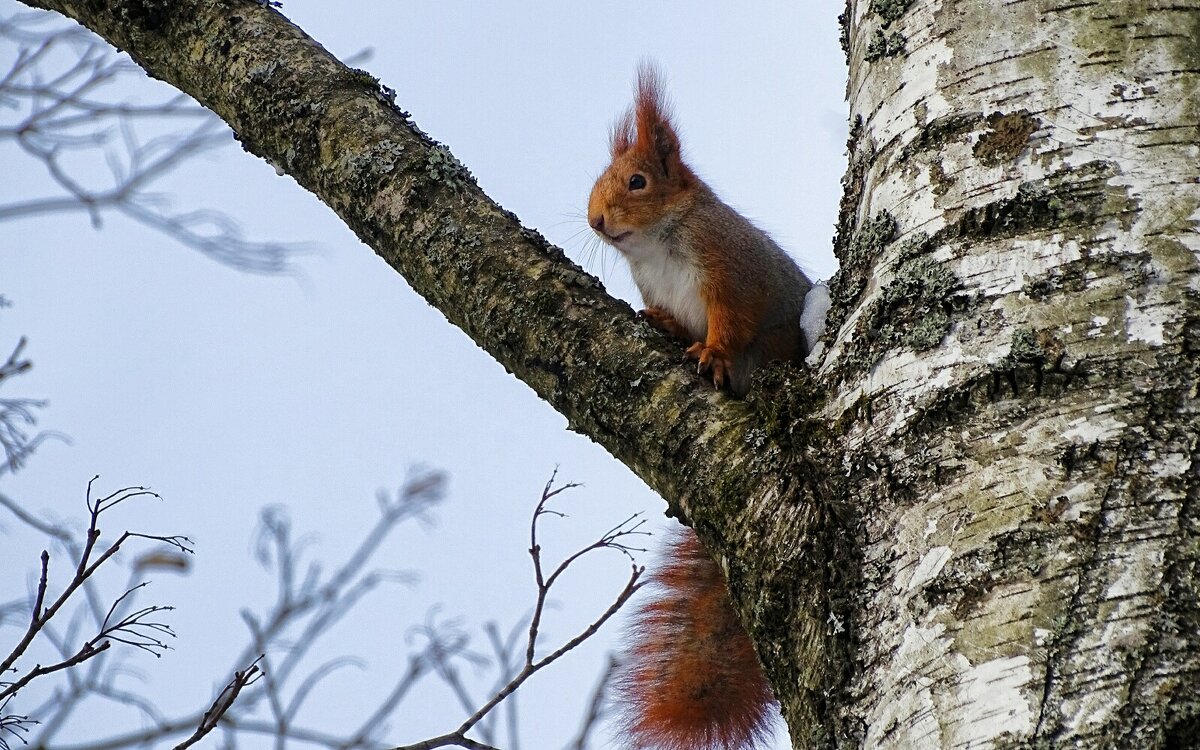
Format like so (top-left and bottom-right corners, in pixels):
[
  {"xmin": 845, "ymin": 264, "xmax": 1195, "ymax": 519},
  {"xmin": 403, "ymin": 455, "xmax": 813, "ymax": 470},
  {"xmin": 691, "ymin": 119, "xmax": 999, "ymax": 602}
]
[{"xmin": 588, "ymin": 65, "xmax": 816, "ymax": 750}]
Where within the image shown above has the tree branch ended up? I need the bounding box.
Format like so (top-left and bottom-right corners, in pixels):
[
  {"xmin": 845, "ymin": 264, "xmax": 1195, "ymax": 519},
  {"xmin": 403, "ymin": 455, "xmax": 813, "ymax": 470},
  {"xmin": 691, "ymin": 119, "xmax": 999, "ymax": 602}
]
[
  {"xmin": 0, "ymin": 479, "xmax": 191, "ymax": 700},
  {"xmin": 0, "ymin": 11, "xmax": 303, "ymax": 272},
  {"xmin": 12, "ymin": 0, "xmax": 765, "ymax": 519},
  {"xmin": 171, "ymin": 655, "xmax": 263, "ymax": 750},
  {"xmin": 13, "ymin": 1, "xmax": 839, "ymax": 741}
]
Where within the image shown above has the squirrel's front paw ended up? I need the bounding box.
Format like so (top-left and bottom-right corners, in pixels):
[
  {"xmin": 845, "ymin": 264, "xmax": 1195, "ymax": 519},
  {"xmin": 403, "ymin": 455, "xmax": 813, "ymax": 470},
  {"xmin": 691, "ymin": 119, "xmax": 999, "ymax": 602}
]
[
  {"xmin": 685, "ymin": 343, "xmax": 732, "ymax": 390},
  {"xmin": 639, "ymin": 306, "xmax": 690, "ymax": 341}
]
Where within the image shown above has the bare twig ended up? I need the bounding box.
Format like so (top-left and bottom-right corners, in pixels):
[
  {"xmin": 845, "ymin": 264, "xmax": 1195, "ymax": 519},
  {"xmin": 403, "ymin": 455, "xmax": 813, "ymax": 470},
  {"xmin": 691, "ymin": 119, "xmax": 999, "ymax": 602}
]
[
  {"xmin": 0, "ymin": 339, "xmax": 31, "ymax": 386},
  {"xmin": 345, "ymin": 652, "xmax": 435, "ymax": 747},
  {"xmin": 0, "ymin": 479, "xmax": 191, "ymax": 701},
  {"xmin": 96, "ymin": 583, "xmax": 176, "ymax": 655},
  {"xmin": 409, "ymin": 611, "xmax": 490, "ymax": 730},
  {"xmin": 41, "ymin": 471, "xmax": 452, "ymax": 750},
  {"xmin": 4, "ymin": 453, "xmax": 627, "ymax": 750},
  {"xmin": 0, "ymin": 336, "xmax": 68, "ymax": 477},
  {"xmin": 0, "ymin": 638, "xmax": 113, "ymax": 701},
  {"xmin": 562, "ymin": 654, "xmax": 619, "ymax": 750},
  {"xmin": 171, "ymin": 655, "xmax": 264, "ymax": 750},
  {"xmin": 391, "ymin": 473, "xmax": 647, "ymax": 750},
  {"xmin": 0, "ymin": 11, "xmax": 304, "ymax": 272},
  {"xmin": 0, "ymin": 695, "xmax": 38, "ymax": 750}
]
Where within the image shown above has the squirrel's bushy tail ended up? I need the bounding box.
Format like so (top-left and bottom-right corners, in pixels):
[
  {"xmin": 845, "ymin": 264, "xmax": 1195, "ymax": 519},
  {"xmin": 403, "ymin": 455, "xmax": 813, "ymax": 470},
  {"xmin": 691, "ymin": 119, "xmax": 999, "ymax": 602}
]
[{"xmin": 616, "ymin": 526, "xmax": 778, "ymax": 750}]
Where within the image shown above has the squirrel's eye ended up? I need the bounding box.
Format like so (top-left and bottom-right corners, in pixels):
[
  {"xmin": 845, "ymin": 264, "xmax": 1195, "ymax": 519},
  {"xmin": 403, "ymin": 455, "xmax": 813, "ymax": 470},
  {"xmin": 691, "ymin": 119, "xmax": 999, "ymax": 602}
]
[{"xmin": 628, "ymin": 174, "xmax": 647, "ymax": 190}]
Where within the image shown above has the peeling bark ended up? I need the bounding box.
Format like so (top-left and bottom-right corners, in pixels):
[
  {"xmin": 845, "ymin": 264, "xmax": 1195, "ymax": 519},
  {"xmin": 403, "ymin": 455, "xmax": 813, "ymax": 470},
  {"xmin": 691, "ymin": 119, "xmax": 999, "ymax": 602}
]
[{"xmin": 19, "ymin": 0, "xmax": 1200, "ymax": 747}]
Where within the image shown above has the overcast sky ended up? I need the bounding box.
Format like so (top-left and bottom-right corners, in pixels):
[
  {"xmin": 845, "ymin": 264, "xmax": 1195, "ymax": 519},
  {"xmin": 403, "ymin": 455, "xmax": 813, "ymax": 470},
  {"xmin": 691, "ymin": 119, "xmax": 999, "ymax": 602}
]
[{"xmin": 1, "ymin": 2, "xmax": 846, "ymax": 747}]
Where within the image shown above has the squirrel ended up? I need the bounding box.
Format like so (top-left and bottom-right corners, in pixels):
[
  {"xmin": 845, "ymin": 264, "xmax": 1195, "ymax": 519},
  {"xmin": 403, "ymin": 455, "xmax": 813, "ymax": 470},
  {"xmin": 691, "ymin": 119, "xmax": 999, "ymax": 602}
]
[
  {"xmin": 587, "ymin": 64, "xmax": 814, "ymax": 397},
  {"xmin": 587, "ymin": 65, "xmax": 819, "ymax": 750}
]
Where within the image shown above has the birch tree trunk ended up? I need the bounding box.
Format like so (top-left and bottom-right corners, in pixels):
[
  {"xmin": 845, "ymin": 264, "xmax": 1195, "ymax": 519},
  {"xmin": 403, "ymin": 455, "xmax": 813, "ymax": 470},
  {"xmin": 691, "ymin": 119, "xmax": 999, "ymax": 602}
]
[
  {"xmin": 832, "ymin": 0, "xmax": 1200, "ymax": 746},
  {"xmin": 16, "ymin": 0, "xmax": 1199, "ymax": 748}
]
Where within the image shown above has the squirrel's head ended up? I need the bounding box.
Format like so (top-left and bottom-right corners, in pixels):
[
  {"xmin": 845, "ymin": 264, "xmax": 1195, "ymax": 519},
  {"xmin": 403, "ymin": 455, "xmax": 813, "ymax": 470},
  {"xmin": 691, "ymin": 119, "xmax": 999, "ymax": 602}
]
[{"xmin": 588, "ymin": 64, "xmax": 696, "ymax": 252}]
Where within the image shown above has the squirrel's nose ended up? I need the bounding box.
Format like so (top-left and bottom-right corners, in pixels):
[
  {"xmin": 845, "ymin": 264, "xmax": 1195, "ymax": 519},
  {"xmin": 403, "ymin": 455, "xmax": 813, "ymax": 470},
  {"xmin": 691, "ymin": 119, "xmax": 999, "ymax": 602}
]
[{"xmin": 589, "ymin": 215, "xmax": 605, "ymax": 232}]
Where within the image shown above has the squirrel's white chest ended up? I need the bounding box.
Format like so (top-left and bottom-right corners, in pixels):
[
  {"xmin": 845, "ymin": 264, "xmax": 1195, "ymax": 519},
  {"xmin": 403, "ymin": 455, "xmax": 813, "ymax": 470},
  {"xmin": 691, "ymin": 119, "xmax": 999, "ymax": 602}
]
[{"xmin": 624, "ymin": 238, "xmax": 707, "ymax": 342}]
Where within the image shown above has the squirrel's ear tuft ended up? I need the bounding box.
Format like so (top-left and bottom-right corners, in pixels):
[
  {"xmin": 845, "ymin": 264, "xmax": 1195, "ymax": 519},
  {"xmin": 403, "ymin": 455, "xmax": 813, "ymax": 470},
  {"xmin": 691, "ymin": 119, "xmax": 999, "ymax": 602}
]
[
  {"xmin": 610, "ymin": 109, "xmax": 634, "ymax": 157},
  {"xmin": 632, "ymin": 62, "xmax": 685, "ymax": 179}
]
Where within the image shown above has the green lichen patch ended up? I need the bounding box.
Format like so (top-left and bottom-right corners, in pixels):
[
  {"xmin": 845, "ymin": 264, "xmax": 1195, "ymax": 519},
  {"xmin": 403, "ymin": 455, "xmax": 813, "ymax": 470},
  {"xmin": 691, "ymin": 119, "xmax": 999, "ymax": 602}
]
[
  {"xmin": 848, "ymin": 210, "xmax": 898, "ymax": 267},
  {"xmin": 747, "ymin": 363, "xmax": 831, "ymax": 449},
  {"xmin": 347, "ymin": 67, "xmax": 379, "ymax": 90},
  {"xmin": 989, "ymin": 327, "xmax": 1084, "ymax": 397},
  {"xmin": 829, "ymin": 121, "xmax": 879, "ymax": 328},
  {"xmin": 828, "ymin": 210, "xmax": 897, "ymax": 339},
  {"xmin": 886, "ymin": 256, "xmax": 958, "ymax": 315},
  {"xmin": 900, "ymin": 112, "xmax": 981, "ymax": 163},
  {"xmin": 841, "ymin": 253, "xmax": 963, "ymax": 376},
  {"xmin": 864, "ymin": 28, "xmax": 906, "ymax": 62},
  {"xmin": 973, "ymin": 110, "xmax": 1042, "ymax": 166},
  {"xmin": 871, "ymin": 0, "xmax": 913, "ymax": 27},
  {"xmin": 341, "ymin": 138, "xmax": 407, "ymax": 184},
  {"xmin": 347, "ymin": 67, "xmax": 398, "ymax": 105},
  {"xmin": 903, "ymin": 309, "xmax": 951, "ymax": 350},
  {"xmin": 942, "ymin": 161, "xmax": 1135, "ymax": 243},
  {"xmin": 422, "ymin": 143, "xmax": 474, "ymax": 191},
  {"xmin": 343, "ymin": 137, "xmax": 475, "ymax": 206},
  {"xmin": 831, "ymin": 116, "xmax": 869, "ymax": 269},
  {"xmin": 895, "ymin": 229, "xmax": 934, "ymax": 262},
  {"xmin": 1001, "ymin": 326, "xmax": 1045, "ymax": 367}
]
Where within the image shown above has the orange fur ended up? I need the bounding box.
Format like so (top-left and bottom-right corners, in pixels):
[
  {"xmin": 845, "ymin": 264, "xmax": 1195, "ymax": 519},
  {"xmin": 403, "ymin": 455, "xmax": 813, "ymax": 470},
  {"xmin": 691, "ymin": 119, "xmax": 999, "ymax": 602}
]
[
  {"xmin": 590, "ymin": 66, "xmax": 697, "ymax": 241},
  {"xmin": 587, "ymin": 64, "xmax": 809, "ymax": 395},
  {"xmin": 616, "ymin": 528, "xmax": 778, "ymax": 750},
  {"xmin": 640, "ymin": 306, "xmax": 693, "ymax": 342},
  {"xmin": 587, "ymin": 66, "xmax": 814, "ymax": 750},
  {"xmin": 695, "ymin": 239, "xmax": 767, "ymax": 388}
]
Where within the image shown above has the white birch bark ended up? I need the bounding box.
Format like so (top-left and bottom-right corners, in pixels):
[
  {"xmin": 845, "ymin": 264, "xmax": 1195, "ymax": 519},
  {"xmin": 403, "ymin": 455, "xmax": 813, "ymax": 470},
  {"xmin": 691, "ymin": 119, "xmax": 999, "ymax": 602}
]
[{"xmin": 832, "ymin": 1, "xmax": 1199, "ymax": 746}]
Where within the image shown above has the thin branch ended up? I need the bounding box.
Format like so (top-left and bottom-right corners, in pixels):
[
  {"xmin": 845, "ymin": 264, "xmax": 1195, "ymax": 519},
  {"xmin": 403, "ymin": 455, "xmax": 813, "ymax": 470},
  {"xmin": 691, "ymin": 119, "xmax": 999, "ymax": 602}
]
[
  {"xmin": 1, "ymin": 584, "xmax": 175, "ymax": 702},
  {"xmin": 0, "ymin": 336, "xmax": 68, "ymax": 475},
  {"xmin": 0, "ymin": 339, "xmax": 31, "ymax": 386},
  {"xmin": 345, "ymin": 653, "xmax": 433, "ymax": 748},
  {"xmin": 30, "ymin": 552, "xmax": 48, "ymax": 627},
  {"xmin": 283, "ymin": 657, "xmax": 363, "ymax": 724},
  {"xmin": 96, "ymin": 584, "xmax": 176, "ymax": 656},
  {"xmin": 171, "ymin": 656, "xmax": 264, "ymax": 750},
  {"xmin": 446, "ymin": 565, "xmax": 641, "ymax": 743},
  {"xmin": 562, "ymin": 654, "xmax": 619, "ymax": 750},
  {"xmin": 0, "ymin": 491, "xmax": 71, "ymax": 542},
  {"xmin": 0, "ymin": 479, "xmax": 189, "ymax": 698},
  {"xmin": 408, "ymin": 612, "xmax": 488, "ymax": 732},
  {"xmin": 0, "ymin": 693, "xmax": 38, "ymax": 750},
  {"xmin": 392, "ymin": 737, "xmax": 500, "ymax": 750},
  {"xmin": 0, "ymin": 11, "xmax": 304, "ymax": 272},
  {"xmin": 392, "ymin": 474, "xmax": 646, "ymax": 750},
  {"xmin": 0, "ymin": 640, "xmax": 112, "ymax": 700}
]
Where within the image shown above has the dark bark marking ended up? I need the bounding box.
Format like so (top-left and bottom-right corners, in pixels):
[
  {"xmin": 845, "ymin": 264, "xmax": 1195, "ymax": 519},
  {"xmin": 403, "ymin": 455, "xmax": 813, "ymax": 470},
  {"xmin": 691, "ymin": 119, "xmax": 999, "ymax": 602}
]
[
  {"xmin": 1046, "ymin": 1, "xmax": 1101, "ymax": 12},
  {"xmin": 974, "ymin": 110, "xmax": 1043, "ymax": 166}
]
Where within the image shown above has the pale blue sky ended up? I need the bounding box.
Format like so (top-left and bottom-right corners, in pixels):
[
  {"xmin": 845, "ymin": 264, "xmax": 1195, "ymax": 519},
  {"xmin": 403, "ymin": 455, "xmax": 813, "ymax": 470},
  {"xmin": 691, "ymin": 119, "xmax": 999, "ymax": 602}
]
[{"xmin": 2, "ymin": 2, "xmax": 846, "ymax": 747}]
